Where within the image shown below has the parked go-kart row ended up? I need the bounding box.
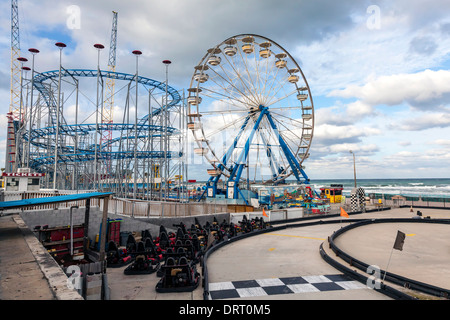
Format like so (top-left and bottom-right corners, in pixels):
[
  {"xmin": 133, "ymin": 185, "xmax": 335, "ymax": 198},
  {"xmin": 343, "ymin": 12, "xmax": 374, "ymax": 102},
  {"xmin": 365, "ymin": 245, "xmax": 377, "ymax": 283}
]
[{"xmin": 105, "ymin": 216, "xmax": 271, "ymax": 292}]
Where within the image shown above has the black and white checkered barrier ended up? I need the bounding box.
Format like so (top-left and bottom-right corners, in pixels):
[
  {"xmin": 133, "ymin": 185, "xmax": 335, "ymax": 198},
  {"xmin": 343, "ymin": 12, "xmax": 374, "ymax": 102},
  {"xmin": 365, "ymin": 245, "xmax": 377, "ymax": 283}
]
[{"xmin": 350, "ymin": 187, "xmax": 366, "ymax": 212}]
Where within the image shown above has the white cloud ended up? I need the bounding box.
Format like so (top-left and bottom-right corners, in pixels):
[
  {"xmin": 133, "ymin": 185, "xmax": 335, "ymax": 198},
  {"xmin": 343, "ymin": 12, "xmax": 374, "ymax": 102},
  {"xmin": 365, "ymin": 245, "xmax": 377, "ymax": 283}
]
[
  {"xmin": 395, "ymin": 111, "xmax": 450, "ymax": 131},
  {"xmin": 314, "ymin": 124, "xmax": 381, "ymax": 143},
  {"xmin": 329, "ymin": 69, "xmax": 450, "ymax": 109},
  {"xmin": 315, "ymin": 100, "xmax": 376, "ymax": 126},
  {"xmin": 433, "ymin": 139, "xmax": 450, "ymax": 146},
  {"xmin": 398, "ymin": 141, "xmax": 411, "ymax": 147}
]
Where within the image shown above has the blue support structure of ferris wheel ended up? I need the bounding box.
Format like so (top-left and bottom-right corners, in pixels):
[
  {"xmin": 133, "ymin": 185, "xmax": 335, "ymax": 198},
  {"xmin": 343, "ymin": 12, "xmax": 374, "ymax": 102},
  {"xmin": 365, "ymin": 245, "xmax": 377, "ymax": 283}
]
[
  {"xmin": 226, "ymin": 107, "xmax": 268, "ymax": 203},
  {"xmin": 201, "ymin": 115, "xmax": 252, "ymax": 200},
  {"xmin": 264, "ymin": 110, "xmax": 310, "ymax": 184},
  {"xmin": 222, "ymin": 106, "xmax": 310, "ymax": 204},
  {"xmin": 257, "ymin": 128, "xmax": 279, "ymax": 180}
]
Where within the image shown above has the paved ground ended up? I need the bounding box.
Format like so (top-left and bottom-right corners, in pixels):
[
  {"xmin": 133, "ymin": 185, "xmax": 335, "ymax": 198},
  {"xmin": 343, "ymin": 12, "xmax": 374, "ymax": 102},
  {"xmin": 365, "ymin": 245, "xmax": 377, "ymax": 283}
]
[
  {"xmin": 1, "ymin": 206, "xmax": 449, "ymax": 300},
  {"xmin": 0, "ymin": 215, "xmax": 82, "ymax": 300},
  {"xmin": 0, "ymin": 215, "xmax": 55, "ymax": 300}
]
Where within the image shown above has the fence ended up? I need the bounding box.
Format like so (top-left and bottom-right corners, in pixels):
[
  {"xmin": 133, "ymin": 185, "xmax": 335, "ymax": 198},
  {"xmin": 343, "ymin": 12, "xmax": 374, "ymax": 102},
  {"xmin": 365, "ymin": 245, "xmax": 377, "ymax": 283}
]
[
  {"xmin": 367, "ymin": 193, "xmax": 450, "ymax": 209},
  {"xmin": 108, "ymin": 198, "xmax": 230, "ymax": 217}
]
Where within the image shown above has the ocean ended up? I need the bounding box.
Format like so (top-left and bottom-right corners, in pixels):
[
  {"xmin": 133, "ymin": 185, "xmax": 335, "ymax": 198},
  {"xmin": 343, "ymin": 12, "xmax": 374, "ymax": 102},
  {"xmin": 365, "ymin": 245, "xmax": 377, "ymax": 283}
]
[{"xmin": 309, "ymin": 178, "xmax": 450, "ymax": 199}]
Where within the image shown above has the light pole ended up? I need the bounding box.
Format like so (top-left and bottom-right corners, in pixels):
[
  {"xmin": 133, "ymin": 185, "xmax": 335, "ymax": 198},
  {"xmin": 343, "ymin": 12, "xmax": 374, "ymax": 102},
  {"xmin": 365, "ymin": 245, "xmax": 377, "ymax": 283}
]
[
  {"xmin": 349, "ymin": 150, "xmax": 357, "ymax": 188},
  {"xmin": 21, "ymin": 66, "xmax": 31, "ymax": 168},
  {"xmin": 162, "ymin": 59, "xmax": 171, "ymax": 200},
  {"xmin": 53, "ymin": 42, "xmax": 66, "ymax": 190},
  {"xmin": 27, "ymin": 48, "xmax": 39, "ymax": 168},
  {"xmin": 132, "ymin": 50, "xmax": 142, "ymax": 200},
  {"xmin": 94, "ymin": 43, "xmax": 105, "ymax": 191},
  {"xmin": 15, "ymin": 57, "xmax": 28, "ymax": 172}
]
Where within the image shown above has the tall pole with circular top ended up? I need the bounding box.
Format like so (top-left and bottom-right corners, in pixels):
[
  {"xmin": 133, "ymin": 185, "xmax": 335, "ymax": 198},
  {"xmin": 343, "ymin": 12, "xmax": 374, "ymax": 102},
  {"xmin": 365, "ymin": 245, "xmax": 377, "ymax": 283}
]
[
  {"xmin": 162, "ymin": 59, "xmax": 171, "ymax": 200},
  {"xmin": 21, "ymin": 65, "xmax": 30, "ymax": 168},
  {"xmin": 94, "ymin": 44, "xmax": 104, "ymax": 190},
  {"xmin": 53, "ymin": 42, "xmax": 66, "ymax": 189},
  {"xmin": 27, "ymin": 48, "xmax": 39, "ymax": 168},
  {"xmin": 16, "ymin": 57, "xmax": 27, "ymax": 170},
  {"xmin": 132, "ymin": 50, "xmax": 142, "ymax": 199}
]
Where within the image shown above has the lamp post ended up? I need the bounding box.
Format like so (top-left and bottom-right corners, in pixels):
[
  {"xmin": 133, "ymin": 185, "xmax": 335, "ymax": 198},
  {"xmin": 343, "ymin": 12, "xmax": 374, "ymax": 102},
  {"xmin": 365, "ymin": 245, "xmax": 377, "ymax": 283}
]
[
  {"xmin": 132, "ymin": 50, "xmax": 142, "ymax": 200},
  {"xmin": 349, "ymin": 150, "xmax": 357, "ymax": 188},
  {"xmin": 16, "ymin": 57, "xmax": 28, "ymax": 171},
  {"xmin": 94, "ymin": 43, "xmax": 105, "ymax": 191},
  {"xmin": 162, "ymin": 59, "xmax": 171, "ymax": 200},
  {"xmin": 21, "ymin": 66, "xmax": 31, "ymax": 168},
  {"xmin": 27, "ymin": 48, "xmax": 39, "ymax": 168},
  {"xmin": 53, "ymin": 42, "xmax": 66, "ymax": 190}
]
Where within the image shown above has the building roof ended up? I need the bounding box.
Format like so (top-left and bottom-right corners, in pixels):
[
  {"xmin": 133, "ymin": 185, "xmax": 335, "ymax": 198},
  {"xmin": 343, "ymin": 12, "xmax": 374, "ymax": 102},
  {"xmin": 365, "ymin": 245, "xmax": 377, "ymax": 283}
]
[{"xmin": 0, "ymin": 192, "xmax": 113, "ymax": 210}]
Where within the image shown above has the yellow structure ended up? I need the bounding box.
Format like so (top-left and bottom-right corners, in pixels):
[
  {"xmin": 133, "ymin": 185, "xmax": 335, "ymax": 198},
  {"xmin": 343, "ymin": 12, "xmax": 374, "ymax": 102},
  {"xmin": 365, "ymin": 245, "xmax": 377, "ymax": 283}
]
[{"xmin": 320, "ymin": 184, "xmax": 344, "ymax": 203}]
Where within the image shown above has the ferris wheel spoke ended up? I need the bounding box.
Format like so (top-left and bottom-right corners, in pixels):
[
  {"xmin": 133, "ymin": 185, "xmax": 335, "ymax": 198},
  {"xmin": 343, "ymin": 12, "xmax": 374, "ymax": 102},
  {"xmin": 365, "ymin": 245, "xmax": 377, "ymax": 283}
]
[
  {"xmin": 199, "ymin": 86, "xmax": 250, "ymax": 111},
  {"xmin": 236, "ymin": 42, "xmax": 263, "ymax": 105},
  {"xmin": 221, "ymin": 49, "xmax": 260, "ymax": 106},
  {"xmin": 208, "ymin": 53, "xmax": 256, "ymax": 103},
  {"xmin": 204, "ymin": 73, "xmax": 246, "ymax": 105},
  {"xmin": 200, "ymin": 109, "xmax": 249, "ymax": 115},
  {"xmin": 260, "ymin": 51, "xmax": 276, "ymax": 104},
  {"xmin": 207, "ymin": 64, "xmax": 258, "ymax": 107},
  {"xmin": 269, "ymin": 115, "xmax": 304, "ymax": 149},
  {"xmin": 264, "ymin": 74, "xmax": 295, "ymax": 107},
  {"xmin": 261, "ymin": 66, "xmax": 283, "ymax": 106},
  {"xmin": 269, "ymin": 110, "xmax": 306, "ymax": 127},
  {"xmin": 252, "ymin": 44, "xmax": 269, "ymax": 103},
  {"xmin": 204, "ymin": 112, "xmax": 250, "ymax": 140}
]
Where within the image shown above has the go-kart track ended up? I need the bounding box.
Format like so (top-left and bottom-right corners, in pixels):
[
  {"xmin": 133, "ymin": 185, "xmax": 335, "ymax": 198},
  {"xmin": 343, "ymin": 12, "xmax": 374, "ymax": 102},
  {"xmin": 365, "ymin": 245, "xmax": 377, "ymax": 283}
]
[{"xmin": 104, "ymin": 206, "xmax": 450, "ymax": 300}]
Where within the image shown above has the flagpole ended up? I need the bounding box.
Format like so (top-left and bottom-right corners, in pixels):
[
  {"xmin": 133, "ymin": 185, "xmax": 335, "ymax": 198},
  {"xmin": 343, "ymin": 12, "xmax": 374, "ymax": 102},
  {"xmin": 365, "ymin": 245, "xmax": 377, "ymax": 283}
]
[
  {"xmin": 383, "ymin": 230, "xmax": 405, "ymax": 283},
  {"xmin": 382, "ymin": 247, "xmax": 394, "ymax": 283}
]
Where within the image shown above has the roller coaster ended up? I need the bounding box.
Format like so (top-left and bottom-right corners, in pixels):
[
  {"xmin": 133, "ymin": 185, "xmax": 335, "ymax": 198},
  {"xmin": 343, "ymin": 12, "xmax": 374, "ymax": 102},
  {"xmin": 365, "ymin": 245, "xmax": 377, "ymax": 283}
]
[
  {"xmin": 6, "ymin": 6, "xmax": 188, "ymax": 200},
  {"xmin": 11, "ymin": 66, "xmax": 187, "ymax": 198}
]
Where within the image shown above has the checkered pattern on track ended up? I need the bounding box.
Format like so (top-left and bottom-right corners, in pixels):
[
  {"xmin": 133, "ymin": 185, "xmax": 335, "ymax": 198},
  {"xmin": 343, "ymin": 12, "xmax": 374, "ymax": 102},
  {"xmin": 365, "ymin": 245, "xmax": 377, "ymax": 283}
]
[{"xmin": 208, "ymin": 274, "xmax": 367, "ymax": 300}]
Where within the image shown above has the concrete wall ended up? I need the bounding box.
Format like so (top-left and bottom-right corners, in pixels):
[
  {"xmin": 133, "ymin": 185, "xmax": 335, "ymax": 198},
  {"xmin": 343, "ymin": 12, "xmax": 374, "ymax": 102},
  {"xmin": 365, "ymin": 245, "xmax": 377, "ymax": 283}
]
[
  {"xmin": 20, "ymin": 207, "xmax": 102, "ymax": 241},
  {"xmin": 230, "ymin": 207, "xmax": 304, "ymax": 224}
]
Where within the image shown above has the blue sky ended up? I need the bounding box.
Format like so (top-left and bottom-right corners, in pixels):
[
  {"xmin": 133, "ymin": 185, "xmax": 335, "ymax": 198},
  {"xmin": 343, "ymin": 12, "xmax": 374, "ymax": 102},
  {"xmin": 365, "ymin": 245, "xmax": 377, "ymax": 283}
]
[{"xmin": 1, "ymin": 0, "xmax": 450, "ymax": 181}]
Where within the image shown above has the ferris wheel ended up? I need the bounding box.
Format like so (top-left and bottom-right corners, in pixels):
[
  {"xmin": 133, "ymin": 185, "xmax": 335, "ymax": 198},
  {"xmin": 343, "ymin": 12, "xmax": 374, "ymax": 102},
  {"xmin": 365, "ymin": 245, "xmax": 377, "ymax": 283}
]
[{"xmin": 187, "ymin": 34, "xmax": 314, "ymax": 201}]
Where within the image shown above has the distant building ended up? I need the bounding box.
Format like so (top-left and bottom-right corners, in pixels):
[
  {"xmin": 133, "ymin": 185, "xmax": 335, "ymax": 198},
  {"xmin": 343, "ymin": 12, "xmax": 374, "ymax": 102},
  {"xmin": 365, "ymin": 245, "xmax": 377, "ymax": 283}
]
[{"xmin": 2, "ymin": 168, "xmax": 45, "ymax": 192}]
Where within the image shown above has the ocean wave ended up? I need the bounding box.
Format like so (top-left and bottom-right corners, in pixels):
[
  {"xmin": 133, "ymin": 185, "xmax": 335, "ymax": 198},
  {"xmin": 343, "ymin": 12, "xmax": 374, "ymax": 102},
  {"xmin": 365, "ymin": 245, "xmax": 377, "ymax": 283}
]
[{"xmin": 310, "ymin": 179, "xmax": 450, "ymax": 198}]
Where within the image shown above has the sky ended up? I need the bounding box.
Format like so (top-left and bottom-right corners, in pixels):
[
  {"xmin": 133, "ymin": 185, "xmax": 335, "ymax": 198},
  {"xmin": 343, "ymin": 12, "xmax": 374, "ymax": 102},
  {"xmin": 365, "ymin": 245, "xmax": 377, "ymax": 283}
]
[{"xmin": 1, "ymin": 0, "xmax": 450, "ymax": 181}]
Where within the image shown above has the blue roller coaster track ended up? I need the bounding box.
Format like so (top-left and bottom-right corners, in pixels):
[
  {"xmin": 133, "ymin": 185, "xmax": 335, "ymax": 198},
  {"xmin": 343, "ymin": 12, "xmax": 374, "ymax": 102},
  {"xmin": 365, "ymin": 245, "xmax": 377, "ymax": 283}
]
[{"xmin": 27, "ymin": 69, "xmax": 183, "ymax": 172}]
